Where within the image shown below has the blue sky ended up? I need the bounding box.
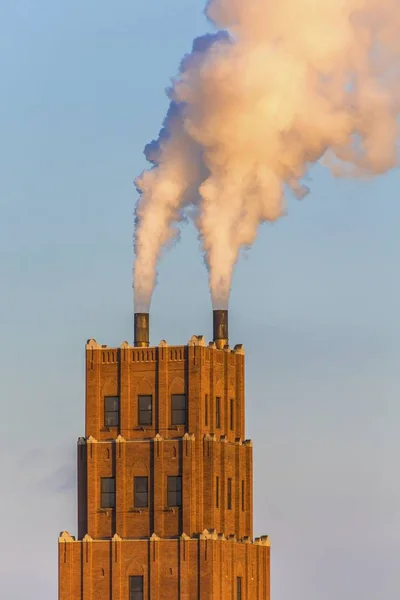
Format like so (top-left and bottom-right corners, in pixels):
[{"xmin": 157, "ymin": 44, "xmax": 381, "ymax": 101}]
[{"xmin": 1, "ymin": 1, "xmax": 399, "ymax": 598}]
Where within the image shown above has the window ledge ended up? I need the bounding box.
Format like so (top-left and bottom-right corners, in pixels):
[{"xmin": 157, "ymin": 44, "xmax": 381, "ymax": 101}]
[
  {"xmin": 97, "ymin": 508, "xmax": 114, "ymax": 514},
  {"xmin": 129, "ymin": 508, "xmax": 149, "ymax": 513},
  {"xmin": 164, "ymin": 507, "xmax": 179, "ymax": 513}
]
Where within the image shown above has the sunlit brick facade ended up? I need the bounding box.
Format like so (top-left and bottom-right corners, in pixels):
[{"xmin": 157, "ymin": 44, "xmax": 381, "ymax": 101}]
[{"xmin": 58, "ymin": 330, "xmax": 270, "ymax": 599}]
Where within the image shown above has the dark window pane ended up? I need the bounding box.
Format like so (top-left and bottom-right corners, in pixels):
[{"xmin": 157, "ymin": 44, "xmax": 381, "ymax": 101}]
[
  {"xmin": 134, "ymin": 477, "xmax": 148, "ymax": 508},
  {"xmin": 105, "ymin": 414, "xmax": 116, "ymax": 427},
  {"xmin": 104, "ymin": 396, "xmax": 119, "ymax": 427},
  {"xmin": 135, "ymin": 477, "xmax": 148, "ymax": 492},
  {"xmin": 138, "ymin": 395, "xmax": 152, "ymax": 426},
  {"xmin": 216, "ymin": 397, "xmax": 221, "ymax": 429},
  {"xmin": 216, "ymin": 476, "xmax": 219, "ymax": 508},
  {"xmin": 105, "ymin": 397, "xmax": 118, "ymax": 411},
  {"xmin": 130, "ymin": 575, "xmax": 144, "ymax": 600},
  {"xmin": 167, "ymin": 476, "xmax": 182, "ymax": 507},
  {"xmin": 172, "ymin": 409, "xmax": 186, "ymax": 424},
  {"xmin": 102, "ymin": 494, "xmax": 114, "ymax": 508},
  {"xmin": 172, "ymin": 394, "xmax": 186, "ymax": 409},
  {"xmin": 101, "ymin": 477, "xmax": 115, "ymax": 508},
  {"xmin": 205, "ymin": 394, "xmax": 208, "ymax": 426},
  {"xmin": 230, "ymin": 399, "xmax": 234, "ymax": 430},
  {"xmin": 167, "ymin": 476, "xmax": 182, "ymax": 492},
  {"xmin": 135, "ymin": 495, "xmax": 148, "ymax": 509},
  {"xmin": 242, "ymin": 480, "xmax": 245, "ymax": 512},
  {"xmin": 171, "ymin": 394, "xmax": 186, "ymax": 425},
  {"xmin": 227, "ymin": 478, "xmax": 232, "ymax": 510},
  {"xmin": 101, "ymin": 477, "xmax": 115, "ymax": 493},
  {"xmin": 139, "ymin": 395, "xmax": 152, "ymax": 412}
]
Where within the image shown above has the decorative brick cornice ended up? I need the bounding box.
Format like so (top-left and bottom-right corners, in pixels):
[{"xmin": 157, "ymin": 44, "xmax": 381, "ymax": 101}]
[{"xmin": 58, "ymin": 531, "xmax": 270, "ymax": 546}]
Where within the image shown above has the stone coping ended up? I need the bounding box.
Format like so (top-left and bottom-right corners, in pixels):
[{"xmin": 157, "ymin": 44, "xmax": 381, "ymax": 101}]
[
  {"xmin": 86, "ymin": 337, "xmax": 244, "ymax": 355},
  {"xmin": 59, "ymin": 530, "xmax": 269, "ymax": 547},
  {"xmin": 78, "ymin": 434, "xmax": 252, "ymax": 446}
]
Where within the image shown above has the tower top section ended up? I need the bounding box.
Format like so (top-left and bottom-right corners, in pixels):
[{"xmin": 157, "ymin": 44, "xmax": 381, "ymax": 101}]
[{"xmin": 85, "ymin": 333, "xmax": 245, "ymax": 444}]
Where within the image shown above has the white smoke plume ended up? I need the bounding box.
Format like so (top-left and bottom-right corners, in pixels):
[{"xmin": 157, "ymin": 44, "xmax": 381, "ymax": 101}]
[{"xmin": 134, "ymin": 0, "xmax": 400, "ymax": 311}]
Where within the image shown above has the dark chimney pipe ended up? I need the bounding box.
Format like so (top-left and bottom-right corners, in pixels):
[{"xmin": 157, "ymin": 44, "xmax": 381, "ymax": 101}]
[
  {"xmin": 213, "ymin": 309, "xmax": 229, "ymax": 349},
  {"xmin": 134, "ymin": 313, "xmax": 150, "ymax": 347}
]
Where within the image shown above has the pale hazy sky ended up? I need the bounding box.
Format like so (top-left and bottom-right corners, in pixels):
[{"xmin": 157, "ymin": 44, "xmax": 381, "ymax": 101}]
[{"xmin": 1, "ymin": 2, "xmax": 399, "ymax": 599}]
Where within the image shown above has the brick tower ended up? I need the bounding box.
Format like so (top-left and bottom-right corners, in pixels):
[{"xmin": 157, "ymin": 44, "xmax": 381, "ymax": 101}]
[{"xmin": 58, "ymin": 310, "xmax": 270, "ymax": 599}]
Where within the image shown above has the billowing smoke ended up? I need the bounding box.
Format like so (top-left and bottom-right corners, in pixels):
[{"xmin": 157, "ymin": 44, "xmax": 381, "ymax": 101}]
[{"xmin": 134, "ymin": 0, "xmax": 400, "ymax": 311}]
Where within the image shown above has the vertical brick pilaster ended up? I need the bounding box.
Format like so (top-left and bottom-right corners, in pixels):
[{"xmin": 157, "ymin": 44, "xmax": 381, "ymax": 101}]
[
  {"xmin": 85, "ymin": 341, "xmax": 102, "ymax": 439},
  {"xmin": 149, "ymin": 535, "xmax": 160, "ymax": 600},
  {"xmin": 115, "ymin": 437, "xmax": 126, "ymax": 537},
  {"xmin": 157, "ymin": 343, "xmax": 168, "ymax": 434},
  {"xmin": 189, "ymin": 343, "xmax": 203, "ymax": 534},
  {"xmin": 77, "ymin": 438, "xmax": 87, "ymax": 539},
  {"xmin": 223, "ymin": 351, "xmax": 229, "ymax": 435},
  {"xmin": 179, "ymin": 535, "xmax": 190, "ymax": 600},
  {"xmin": 86, "ymin": 437, "xmax": 98, "ymax": 538},
  {"xmin": 235, "ymin": 441, "xmax": 241, "ymax": 538},
  {"xmin": 182, "ymin": 434, "xmax": 196, "ymax": 536},
  {"xmin": 199, "ymin": 536, "xmax": 213, "ymax": 600},
  {"xmin": 245, "ymin": 542, "xmax": 249, "ymax": 600},
  {"xmin": 188, "ymin": 344, "xmax": 199, "ymax": 437},
  {"xmin": 153, "ymin": 436, "xmax": 164, "ymax": 536},
  {"xmin": 210, "ymin": 349, "xmax": 215, "ymax": 433},
  {"xmin": 209, "ymin": 436, "xmax": 217, "ymax": 532},
  {"xmin": 58, "ymin": 533, "xmax": 74, "ymax": 600},
  {"xmin": 119, "ymin": 344, "xmax": 130, "ymax": 439},
  {"xmin": 245, "ymin": 442, "xmax": 253, "ymax": 539},
  {"xmin": 218, "ymin": 539, "xmax": 223, "ymax": 600},
  {"xmin": 235, "ymin": 353, "xmax": 245, "ymax": 441},
  {"xmin": 82, "ymin": 535, "xmax": 93, "ymax": 600},
  {"xmin": 220, "ymin": 439, "xmax": 226, "ymax": 534},
  {"xmin": 111, "ymin": 534, "xmax": 122, "ymax": 600},
  {"xmin": 195, "ymin": 436, "xmax": 204, "ymax": 534}
]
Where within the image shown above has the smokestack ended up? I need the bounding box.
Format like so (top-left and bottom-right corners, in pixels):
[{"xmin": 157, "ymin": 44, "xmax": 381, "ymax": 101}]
[
  {"xmin": 134, "ymin": 313, "xmax": 150, "ymax": 347},
  {"xmin": 213, "ymin": 309, "xmax": 228, "ymax": 349}
]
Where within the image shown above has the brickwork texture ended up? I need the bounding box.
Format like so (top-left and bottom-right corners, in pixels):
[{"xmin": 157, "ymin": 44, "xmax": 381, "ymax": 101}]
[{"xmin": 58, "ymin": 334, "xmax": 270, "ymax": 599}]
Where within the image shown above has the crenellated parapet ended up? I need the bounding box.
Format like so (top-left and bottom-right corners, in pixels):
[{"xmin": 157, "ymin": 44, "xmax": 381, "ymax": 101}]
[
  {"xmin": 86, "ymin": 337, "xmax": 245, "ymax": 357},
  {"xmin": 59, "ymin": 528, "xmax": 269, "ymax": 545}
]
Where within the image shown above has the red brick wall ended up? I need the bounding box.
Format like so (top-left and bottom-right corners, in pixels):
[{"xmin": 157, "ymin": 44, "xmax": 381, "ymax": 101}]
[
  {"xmin": 59, "ymin": 533, "xmax": 270, "ymax": 600},
  {"xmin": 78, "ymin": 434, "xmax": 252, "ymax": 540},
  {"xmin": 81, "ymin": 338, "xmax": 252, "ymax": 540},
  {"xmin": 85, "ymin": 340, "xmax": 245, "ymax": 444}
]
